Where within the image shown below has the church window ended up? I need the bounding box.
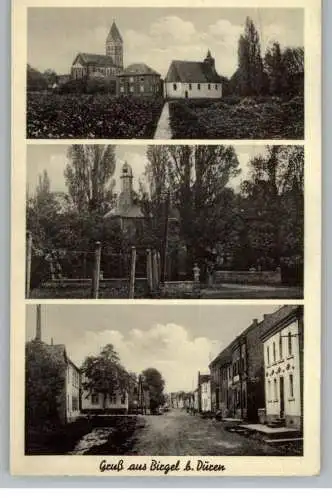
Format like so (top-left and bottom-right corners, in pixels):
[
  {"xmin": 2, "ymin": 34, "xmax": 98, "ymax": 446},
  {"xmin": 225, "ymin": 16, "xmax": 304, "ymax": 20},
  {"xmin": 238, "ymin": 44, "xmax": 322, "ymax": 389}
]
[
  {"xmin": 173, "ymin": 83, "xmax": 177, "ymax": 91},
  {"xmin": 208, "ymin": 83, "xmax": 211, "ymax": 90},
  {"xmin": 197, "ymin": 83, "xmax": 201, "ymax": 90}
]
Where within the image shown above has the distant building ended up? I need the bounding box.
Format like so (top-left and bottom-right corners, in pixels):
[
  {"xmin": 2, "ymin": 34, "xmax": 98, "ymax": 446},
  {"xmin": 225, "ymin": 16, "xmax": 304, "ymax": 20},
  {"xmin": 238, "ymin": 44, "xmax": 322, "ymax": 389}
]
[
  {"xmin": 198, "ymin": 373, "xmax": 211, "ymax": 413},
  {"xmin": 104, "ymin": 162, "xmax": 147, "ymax": 238},
  {"xmin": 117, "ymin": 63, "xmax": 162, "ymax": 97},
  {"xmin": 164, "ymin": 51, "xmax": 222, "ymax": 99},
  {"xmin": 261, "ymin": 306, "xmax": 303, "ymax": 430},
  {"xmin": 71, "ymin": 21, "xmax": 123, "ymax": 80}
]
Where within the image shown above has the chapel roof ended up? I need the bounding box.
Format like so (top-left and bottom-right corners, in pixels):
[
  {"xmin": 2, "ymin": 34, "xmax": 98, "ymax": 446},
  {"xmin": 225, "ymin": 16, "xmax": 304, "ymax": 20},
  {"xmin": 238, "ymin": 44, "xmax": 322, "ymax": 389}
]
[{"xmin": 165, "ymin": 59, "xmax": 221, "ymax": 84}]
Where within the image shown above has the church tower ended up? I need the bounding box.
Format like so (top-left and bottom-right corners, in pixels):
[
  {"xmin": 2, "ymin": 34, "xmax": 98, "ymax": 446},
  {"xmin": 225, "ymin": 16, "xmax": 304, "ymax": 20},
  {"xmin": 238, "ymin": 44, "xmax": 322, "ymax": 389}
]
[
  {"xmin": 106, "ymin": 21, "xmax": 123, "ymax": 69},
  {"xmin": 119, "ymin": 162, "xmax": 133, "ymax": 212},
  {"xmin": 204, "ymin": 49, "xmax": 216, "ymax": 72}
]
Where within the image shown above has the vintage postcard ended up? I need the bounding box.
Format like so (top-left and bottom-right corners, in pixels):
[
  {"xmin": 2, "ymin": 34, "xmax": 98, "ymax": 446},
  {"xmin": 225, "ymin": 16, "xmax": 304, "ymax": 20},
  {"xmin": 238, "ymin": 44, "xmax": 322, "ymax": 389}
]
[{"xmin": 11, "ymin": 0, "xmax": 321, "ymax": 477}]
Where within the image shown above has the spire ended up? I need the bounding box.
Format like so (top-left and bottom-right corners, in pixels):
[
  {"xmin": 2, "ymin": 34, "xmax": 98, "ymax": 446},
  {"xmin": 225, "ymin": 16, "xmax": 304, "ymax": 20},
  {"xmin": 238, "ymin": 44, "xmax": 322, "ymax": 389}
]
[
  {"xmin": 107, "ymin": 21, "xmax": 123, "ymax": 43},
  {"xmin": 207, "ymin": 49, "xmax": 212, "ymax": 58},
  {"xmin": 36, "ymin": 304, "xmax": 42, "ymax": 342}
]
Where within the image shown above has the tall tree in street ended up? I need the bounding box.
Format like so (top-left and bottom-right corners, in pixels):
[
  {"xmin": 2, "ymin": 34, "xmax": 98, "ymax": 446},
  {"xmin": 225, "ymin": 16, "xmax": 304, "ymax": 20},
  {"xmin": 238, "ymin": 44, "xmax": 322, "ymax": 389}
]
[
  {"xmin": 142, "ymin": 368, "xmax": 165, "ymax": 412},
  {"xmin": 81, "ymin": 344, "xmax": 129, "ymax": 409},
  {"xmin": 64, "ymin": 145, "xmax": 116, "ymax": 214}
]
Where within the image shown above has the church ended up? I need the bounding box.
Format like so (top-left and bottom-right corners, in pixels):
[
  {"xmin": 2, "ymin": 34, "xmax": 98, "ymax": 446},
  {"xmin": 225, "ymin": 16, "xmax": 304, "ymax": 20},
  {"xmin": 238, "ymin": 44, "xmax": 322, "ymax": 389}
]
[
  {"xmin": 104, "ymin": 162, "xmax": 147, "ymax": 239},
  {"xmin": 71, "ymin": 21, "xmax": 123, "ymax": 80}
]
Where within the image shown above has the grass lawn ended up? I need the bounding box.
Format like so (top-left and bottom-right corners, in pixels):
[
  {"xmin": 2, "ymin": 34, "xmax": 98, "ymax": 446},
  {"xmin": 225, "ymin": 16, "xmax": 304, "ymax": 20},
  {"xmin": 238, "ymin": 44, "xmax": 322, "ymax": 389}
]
[{"xmin": 168, "ymin": 96, "xmax": 304, "ymax": 139}]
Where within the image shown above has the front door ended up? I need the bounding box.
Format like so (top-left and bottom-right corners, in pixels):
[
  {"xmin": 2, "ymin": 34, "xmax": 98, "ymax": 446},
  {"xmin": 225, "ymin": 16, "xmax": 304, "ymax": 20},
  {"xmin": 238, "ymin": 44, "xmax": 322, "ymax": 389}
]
[{"xmin": 279, "ymin": 376, "xmax": 285, "ymax": 418}]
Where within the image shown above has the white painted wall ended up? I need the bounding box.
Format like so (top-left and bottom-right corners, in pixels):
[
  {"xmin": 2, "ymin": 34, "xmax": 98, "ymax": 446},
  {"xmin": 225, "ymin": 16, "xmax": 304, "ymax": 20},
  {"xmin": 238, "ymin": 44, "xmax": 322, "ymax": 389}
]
[
  {"xmin": 201, "ymin": 381, "xmax": 211, "ymax": 412},
  {"xmin": 165, "ymin": 81, "xmax": 222, "ymax": 99},
  {"xmin": 81, "ymin": 389, "xmax": 129, "ymax": 411},
  {"xmin": 263, "ymin": 319, "xmax": 301, "ymax": 419},
  {"xmin": 66, "ymin": 362, "xmax": 81, "ymax": 422}
]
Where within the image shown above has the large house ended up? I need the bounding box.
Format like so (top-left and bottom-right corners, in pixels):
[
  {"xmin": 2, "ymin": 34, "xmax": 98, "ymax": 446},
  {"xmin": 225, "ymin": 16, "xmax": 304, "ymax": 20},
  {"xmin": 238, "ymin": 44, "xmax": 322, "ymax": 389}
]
[
  {"xmin": 116, "ymin": 63, "xmax": 162, "ymax": 97},
  {"xmin": 164, "ymin": 50, "xmax": 222, "ymax": 99},
  {"xmin": 260, "ymin": 306, "xmax": 303, "ymax": 430},
  {"xmin": 71, "ymin": 22, "xmax": 123, "ymax": 80}
]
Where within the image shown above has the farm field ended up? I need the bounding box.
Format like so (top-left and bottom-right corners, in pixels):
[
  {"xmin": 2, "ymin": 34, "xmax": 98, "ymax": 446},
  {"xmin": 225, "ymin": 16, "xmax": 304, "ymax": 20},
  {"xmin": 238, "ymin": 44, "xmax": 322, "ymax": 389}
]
[
  {"xmin": 168, "ymin": 96, "xmax": 304, "ymax": 139},
  {"xmin": 27, "ymin": 92, "xmax": 164, "ymax": 139}
]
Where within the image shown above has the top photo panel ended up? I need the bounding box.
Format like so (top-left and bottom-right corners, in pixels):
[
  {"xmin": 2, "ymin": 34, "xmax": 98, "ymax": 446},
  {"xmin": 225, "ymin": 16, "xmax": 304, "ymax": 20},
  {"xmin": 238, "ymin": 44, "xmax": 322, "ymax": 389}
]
[{"xmin": 27, "ymin": 7, "xmax": 304, "ymax": 140}]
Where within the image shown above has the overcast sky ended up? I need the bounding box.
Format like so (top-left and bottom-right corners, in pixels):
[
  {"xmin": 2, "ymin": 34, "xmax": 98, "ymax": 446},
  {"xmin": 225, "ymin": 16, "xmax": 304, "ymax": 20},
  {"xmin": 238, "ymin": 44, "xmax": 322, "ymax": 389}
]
[
  {"xmin": 28, "ymin": 8, "xmax": 303, "ymax": 78},
  {"xmin": 26, "ymin": 303, "xmax": 281, "ymax": 393},
  {"xmin": 26, "ymin": 144, "xmax": 267, "ymax": 197}
]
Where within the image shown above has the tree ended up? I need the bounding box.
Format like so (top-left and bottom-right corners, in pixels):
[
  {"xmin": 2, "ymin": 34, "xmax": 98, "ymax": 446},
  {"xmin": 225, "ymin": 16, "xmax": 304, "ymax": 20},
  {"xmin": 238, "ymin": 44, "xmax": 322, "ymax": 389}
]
[
  {"xmin": 43, "ymin": 68, "xmax": 58, "ymax": 87},
  {"xmin": 264, "ymin": 42, "xmax": 285, "ymax": 95},
  {"xmin": 234, "ymin": 17, "xmax": 265, "ymax": 96},
  {"xmin": 142, "ymin": 368, "xmax": 165, "ymax": 412},
  {"xmin": 64, "ymin": 145, "xmax": 117, "ymax": 214},
  {"xmin": 27, "ymin": 64, "xmax": 48, "ymax": 91},
  {"xmin": 282, "ymin": 47, "xmax": 304, "ymax": 96},
  {"xmin": 81, "ymin": 344, "xmax": 129, "ymax": 409},
  {"xmin": 25, "ymin": 340, "xmax": 65, "ymax": 428}
]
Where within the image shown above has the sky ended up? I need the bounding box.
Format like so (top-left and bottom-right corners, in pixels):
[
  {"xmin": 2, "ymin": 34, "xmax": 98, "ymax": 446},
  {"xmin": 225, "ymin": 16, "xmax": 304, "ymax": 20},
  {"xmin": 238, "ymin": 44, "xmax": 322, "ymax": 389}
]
[
  {"xmin": 28, "ymin": 8, "xmax": 303, "ymax": 78},
  {"xmin": 26, "ymin": 303, "xmax": 281, "ymax": 393},
  {"xmin": 26, "ymin": 144, "xmax": 267, "ymax": 197}
]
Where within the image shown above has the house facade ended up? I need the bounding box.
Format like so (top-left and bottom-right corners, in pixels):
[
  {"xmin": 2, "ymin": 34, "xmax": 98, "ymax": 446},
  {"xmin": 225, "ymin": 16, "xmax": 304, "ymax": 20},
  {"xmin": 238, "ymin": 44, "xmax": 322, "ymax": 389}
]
[
  {"xmin": 261, "ymin": 306, "xmax": 304, "ymax": 429},
  {"xmin": 164, "ymin": 51, "xmax": 222, "ymax": 99},
  {"xmin": 198, "ymin": 373, "xmax": 211, "ymax": 413},
  {"xmin": 71, "ymin": 22, "xmax": 123, "ymax": 80},
  {"xmin": 81, "ymin": 385, "xmax": 129, "ymax": 414},
  {"xmin": 117, "ymin": 63, "xmax": 162, "ymax": 97}
]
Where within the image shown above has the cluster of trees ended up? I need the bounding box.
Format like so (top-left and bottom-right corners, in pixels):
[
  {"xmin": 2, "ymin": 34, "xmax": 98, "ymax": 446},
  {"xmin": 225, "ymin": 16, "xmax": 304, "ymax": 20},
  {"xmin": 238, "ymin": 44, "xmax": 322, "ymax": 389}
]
[
  {"xmin": 27, "ymin": 144, "xmax": 304, "ymax": 283},
  {"xmin": 225, "ymin": 17, "xmax": 304, "ymax": 97},
  {"xmin": 27, "ymin": 64, "xmax": 58, "ymax": 91},
  {"xmin": 26, "ymin": 339, "xmax": 166, "ymax": 429}
]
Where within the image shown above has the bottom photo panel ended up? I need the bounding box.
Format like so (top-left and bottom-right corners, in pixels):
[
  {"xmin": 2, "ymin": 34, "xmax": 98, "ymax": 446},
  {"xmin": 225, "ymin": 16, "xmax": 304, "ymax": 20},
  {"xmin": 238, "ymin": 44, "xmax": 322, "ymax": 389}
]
[{"xmin": 25, "ymin": 303, "xmax": 304, "ymax": 457}]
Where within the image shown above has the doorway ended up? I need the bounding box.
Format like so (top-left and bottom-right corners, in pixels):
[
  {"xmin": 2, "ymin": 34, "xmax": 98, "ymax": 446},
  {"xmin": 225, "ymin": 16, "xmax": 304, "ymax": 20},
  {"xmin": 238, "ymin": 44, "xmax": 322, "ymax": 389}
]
[{"xmin": 279, "ymin": 376, "xmax": 285, "ymax": 418}]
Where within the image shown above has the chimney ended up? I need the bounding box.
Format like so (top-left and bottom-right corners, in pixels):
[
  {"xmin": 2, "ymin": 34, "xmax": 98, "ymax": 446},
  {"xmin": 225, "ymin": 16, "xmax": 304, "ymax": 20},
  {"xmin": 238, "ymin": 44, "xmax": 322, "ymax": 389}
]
[
  {"xmin": 252, "ymin": 318, "xmax": 258, "ymax": 326},
  {"xmin": 35, "ymin": 304, "xmax": 42, "ymax": 342}
]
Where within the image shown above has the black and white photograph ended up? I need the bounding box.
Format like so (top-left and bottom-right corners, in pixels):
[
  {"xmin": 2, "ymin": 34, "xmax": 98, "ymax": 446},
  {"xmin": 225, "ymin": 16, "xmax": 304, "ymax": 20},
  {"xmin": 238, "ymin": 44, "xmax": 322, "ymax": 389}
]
[
  {"xmin": 27, "ymin": 7, "xmax": 304, "ymax": 139},
  {"xmin": 26, "ymin": 144, "xmax": 304, "ymax": 300},
  {"xmin": 25, "ymin": 303, "xmax": 304, "ymax": 457}
]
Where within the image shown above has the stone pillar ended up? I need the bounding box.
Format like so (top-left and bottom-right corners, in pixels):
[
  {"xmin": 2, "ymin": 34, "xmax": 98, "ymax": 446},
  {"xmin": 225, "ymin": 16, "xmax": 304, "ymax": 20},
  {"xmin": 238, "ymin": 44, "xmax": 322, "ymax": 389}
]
[{"xmin": 152, "ymin": 250, "xmax": 159, "ymax": 289}]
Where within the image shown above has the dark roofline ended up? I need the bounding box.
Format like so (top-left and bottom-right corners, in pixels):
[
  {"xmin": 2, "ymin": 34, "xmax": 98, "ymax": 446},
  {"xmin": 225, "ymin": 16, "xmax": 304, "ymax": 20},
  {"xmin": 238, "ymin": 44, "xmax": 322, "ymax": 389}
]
[{"xmin": 260, "ymin": 306, "xmax": 303, "ymax": 342}]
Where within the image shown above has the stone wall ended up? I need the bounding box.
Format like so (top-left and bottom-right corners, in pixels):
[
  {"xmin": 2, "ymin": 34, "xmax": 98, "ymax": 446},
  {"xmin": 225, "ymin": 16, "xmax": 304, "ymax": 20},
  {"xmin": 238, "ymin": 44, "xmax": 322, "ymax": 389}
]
[{"xmin": 214, "ymin": 270, "xmax": 282, "ymax": 286}]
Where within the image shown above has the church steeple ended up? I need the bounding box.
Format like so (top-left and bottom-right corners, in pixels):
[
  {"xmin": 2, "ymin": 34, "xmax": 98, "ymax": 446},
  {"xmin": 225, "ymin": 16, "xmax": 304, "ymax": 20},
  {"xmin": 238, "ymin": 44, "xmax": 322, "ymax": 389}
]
[
  {"xmin": 119, "ymin": 162, "xmax": 133, "ymax": 211},
  {"xmin": 106, "ymin": 21, "xmax": 123, "ymax": 69},
  {"xmin": 204, "ymin": 49, "xmax": 215, "ymax": 71}
]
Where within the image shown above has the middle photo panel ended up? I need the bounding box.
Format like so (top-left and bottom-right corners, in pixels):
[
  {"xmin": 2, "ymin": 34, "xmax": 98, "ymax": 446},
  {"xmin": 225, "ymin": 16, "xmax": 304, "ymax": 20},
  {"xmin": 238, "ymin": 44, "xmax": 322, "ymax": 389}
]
[{"xmin": 26, "ymin": 144, "xmax": 304, "ymax": 300}]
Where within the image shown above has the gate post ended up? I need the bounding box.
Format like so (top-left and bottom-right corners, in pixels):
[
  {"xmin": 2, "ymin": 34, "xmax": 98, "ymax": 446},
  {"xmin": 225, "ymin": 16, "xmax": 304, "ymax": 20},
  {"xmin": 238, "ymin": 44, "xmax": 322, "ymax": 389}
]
[
  {"xmin": 26, "ymin": 231, "xmax": 32, "ymax": 298},
  {"xmin": 146, "ymin": 249, "xmax": 153, "ymax": 292},
  {"xmin": 91, "ymin": 241, "xmax": 101, "ymax": 299},
  {"xmin": 129, "ymin": 246, "xmax": 136, "ymax": 299}
]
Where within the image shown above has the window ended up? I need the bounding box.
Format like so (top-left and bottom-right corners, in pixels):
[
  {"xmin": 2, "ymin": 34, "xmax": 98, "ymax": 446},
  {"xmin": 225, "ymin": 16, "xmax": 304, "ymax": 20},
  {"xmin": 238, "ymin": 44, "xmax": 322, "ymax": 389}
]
[
  {"xmin": 130, "ymin": 86, "xmax": 134, "ymax": 93},
  {"xmin": 267, "ymin": 346, "xmax": 270, "ymax": 365},
  {"xmin": 268, "ymin": 380, "xmax": 271, "ymax": 400},
  {"xmin": 215, "ymin": 84, "xmax": 218, "ymax": 90},
  {"xmin": 121, "ymin": 393, "xmax": 126, "ymax": 404},
  {"xmin": 173, "ymin": 83, "xmax": 177, "ymax": 91},
  {"xmin": 120, "ymin": 86, "xmax": 124, "ymax": 93},
  {"xmin": 129, "ymin": 77, "xmax": 134, "ymax": 83},
  {"xmin": 273, "ymin": 342, "xmax": 276, "ymax": 362},
  {"xmin": 289, "ymin": 374, "xmax": 294, "ymax": 398},
  {"xmin": 72, "ymin": 395, "xmax": 78, "ymax": 412},
  {"xmin": 189, "ymin": 83, "xmax": 192, "ymax": 90},
  {"xmin": 273, "ymin": 378, "xmax": 278, "ymax": 400},
  {"xmin": 288, "ymin": 332, "xmax": 293, "ymax": 356},
  {"xmin": 110, "ymin": 394, "xmax": 117, "ymax": 404},
  {"xmin": 197, "ymin": 83, "xmax": 201, "ymax": 90},
  {"xmin": 67, "ymin": 394, "xmax": 70, "ymax": 409},
  {"xmin": 91, "ymin": 393, "xmax": 99, "ymax": 405},
  {"xmin": 140, "ymin": 85, "xmax": 144, "ymax": 92},
  {"xmin": 279, "ymin": 335, "xmax": 283, "ymax": 359},
  {"xmin": 140, "ymin": 76, "xmax": 145, "ymax": 82},
  {"xmin": 208, "ymin": 83, "xmax": 211, "ymax": 90},
  {"xmin": 120, "ymin": 77, "xmax": 124, "ymax": 83}
]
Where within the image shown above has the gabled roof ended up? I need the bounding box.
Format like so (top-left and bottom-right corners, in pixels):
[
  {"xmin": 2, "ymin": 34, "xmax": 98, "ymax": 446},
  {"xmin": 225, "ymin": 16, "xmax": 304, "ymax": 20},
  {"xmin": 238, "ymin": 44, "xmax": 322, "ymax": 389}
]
[
  {"xmin": 106, "ymin": 21, "xmax": 123, "ymax": 43},
  {"xmin": 165, "ymin": 60, "xmax": 221, "ymax": 84},
  {"xmin": 118, "ymin": 63, "xmax": 160, "ymax": 76},
  {"xmin": 73, "ymin": 53, "xmax": 116, "ymax": 67}
]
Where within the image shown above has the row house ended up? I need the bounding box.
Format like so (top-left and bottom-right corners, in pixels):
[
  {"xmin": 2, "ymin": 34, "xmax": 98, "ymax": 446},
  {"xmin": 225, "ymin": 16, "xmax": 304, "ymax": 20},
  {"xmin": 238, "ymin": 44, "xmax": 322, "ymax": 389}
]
[
  {"xmin": 209, "ymin": 305, "xmax": 304, "ymax": 428},
  {"xmin": 197, "ymin": 373, "xmax": 212, "ymax": 413},
  {"xmin": 261, "ymin": 306, "xmax": 303, "ymax": 430}
]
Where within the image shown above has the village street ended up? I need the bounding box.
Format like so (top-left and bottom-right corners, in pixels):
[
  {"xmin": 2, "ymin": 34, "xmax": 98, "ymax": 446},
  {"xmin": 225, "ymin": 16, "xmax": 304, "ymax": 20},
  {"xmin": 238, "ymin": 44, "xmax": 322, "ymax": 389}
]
[{"xmin": 69, "ymin": 409, "xmax": 298, "ymax": 456}]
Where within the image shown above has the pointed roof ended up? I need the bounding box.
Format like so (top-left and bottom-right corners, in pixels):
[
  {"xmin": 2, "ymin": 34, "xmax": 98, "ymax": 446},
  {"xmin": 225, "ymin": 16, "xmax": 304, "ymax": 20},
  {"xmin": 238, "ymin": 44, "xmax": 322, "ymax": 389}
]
[
  {"xmin": 106, "ymin": 21, "xmax": 123, "ymax": 43},
  {"xmin": 165, "ymin": 60, "xmax": 221, "ymax": 84}
]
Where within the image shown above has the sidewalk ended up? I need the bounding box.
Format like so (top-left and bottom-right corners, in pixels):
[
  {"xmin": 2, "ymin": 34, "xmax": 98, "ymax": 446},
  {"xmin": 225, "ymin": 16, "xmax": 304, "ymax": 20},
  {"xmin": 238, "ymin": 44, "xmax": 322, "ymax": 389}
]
[{"xmin": 154, "ymin": 102, "xmax": 172, "ymax": 139}]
